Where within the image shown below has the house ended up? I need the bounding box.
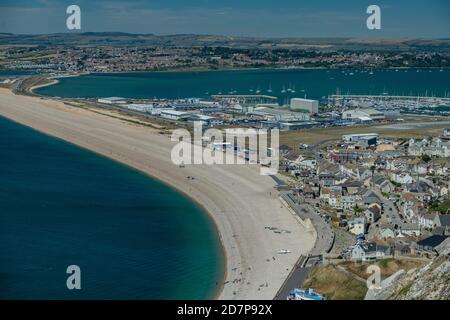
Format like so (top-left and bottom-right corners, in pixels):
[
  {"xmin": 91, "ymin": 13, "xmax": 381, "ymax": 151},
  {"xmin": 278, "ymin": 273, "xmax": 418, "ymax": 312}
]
[
  {"xmin": 435, "ymin": 237, "xmax": 450, "ymax": 256},
  {"xmin": 399, "ymin": 223, "xmax": 421, "ymax": 237},
  {"xmin": 401, "ymin": 196, "xmax": 422, "ymax": 221},
  {"xmin": 350, "ymin": 242, "xmax": 391, "ymax": 262},
  {"xmin": 418, "ymin": 213, "xmax": 436, "ymax": 230},
  {"xmin": 393, "ymin": 242, "xmax": 411, "ymax": 256},
  {"xmin": 357, "ymin": 167, "xmax": 373, "ymax": 181},
  {"xmin": 365, "ymin": 205, "xmax": 381, "ymax": 224},
  {"xmin": 318, "ymin": 172, "xmax": 337, "ymax": 187},
  {"xmin": 408, "ymin": 138, "xmax": 450, "ymax": 157},
  {"xmin": 376, "ymin": 223, "xmax": 396, "ymax": 239},
  {"xmin": 371, "ymin": 175, "xmax": 394, "ymax": 194},
  {"xmin": 342, "ymin": 180, "xmax": 363, "ymax": 195},
  {"xmin": 434, "ymin": 214, "xmax": 450, "ymax": 228},
  {"xmin": 348, "ymin": 217, "xmax": 367, "ymax": 235},
  {"xmin": 298, "ymin": 159, "xmax": 317, "ymax": 170},
  {"xmin": 416, "ymin": 235, "xmax": 449, "ymax": 255},
  {"xmin": 341, "ymin": 195, "xmax": 357, "ymax": 210},
  {"xmin": 390, "ymin": 171, "xmax": 414, "ymax": 185},
  {"xmin": 374, "ymin": 158, "xmax": 387, "ymax": 169},
  {"xmin": 362, "ymin": 190, "xmax": 383, "ymax": 207},
  {"xmin": 301, "ymin": 185, "xmax": 316, "ymax": 199}
]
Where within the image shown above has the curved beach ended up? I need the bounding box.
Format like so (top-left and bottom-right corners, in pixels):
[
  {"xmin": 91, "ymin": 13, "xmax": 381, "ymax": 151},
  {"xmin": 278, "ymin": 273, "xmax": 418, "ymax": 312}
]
[{"xmin": 0, "ymin": 88, "xmax": 316, "ymax": 299}]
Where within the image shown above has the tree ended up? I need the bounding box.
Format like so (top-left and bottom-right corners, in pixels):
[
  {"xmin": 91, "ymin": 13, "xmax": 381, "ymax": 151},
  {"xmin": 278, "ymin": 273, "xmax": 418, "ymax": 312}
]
[{"xmin": 421, "ymin": 154, "xmax": 431, "ymax": 163}]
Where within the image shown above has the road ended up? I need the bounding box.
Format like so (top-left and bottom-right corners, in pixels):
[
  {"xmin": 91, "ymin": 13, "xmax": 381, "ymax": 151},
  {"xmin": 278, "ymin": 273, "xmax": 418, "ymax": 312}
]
[
  {"xmin": 371, "ymin": 188, "xmax": 405, "ymax": 228},
  {"xmin": 274, "ymin": 192, "xmax": 335, "ymax": 299},
  {"xmin": 274, "ymin": 255, "xmax": 322, "ymax": 300}
]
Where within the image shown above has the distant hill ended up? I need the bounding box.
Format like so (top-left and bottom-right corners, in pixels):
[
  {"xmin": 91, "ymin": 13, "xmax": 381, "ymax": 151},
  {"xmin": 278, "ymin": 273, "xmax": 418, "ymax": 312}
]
[{"xmin": 1, "ymin": 33, "xmax": 450, "ymax": 51}]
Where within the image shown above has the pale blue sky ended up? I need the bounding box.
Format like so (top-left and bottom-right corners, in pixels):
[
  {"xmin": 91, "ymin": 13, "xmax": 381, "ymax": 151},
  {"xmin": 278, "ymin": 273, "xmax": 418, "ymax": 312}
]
[{"xmin": 0, "ymin": 0, "xmax": 449, "ymax": 37}]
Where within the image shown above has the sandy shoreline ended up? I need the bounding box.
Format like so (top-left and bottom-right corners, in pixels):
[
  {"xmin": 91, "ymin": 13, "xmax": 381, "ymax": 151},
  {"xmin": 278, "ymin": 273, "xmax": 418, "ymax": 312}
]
[{"xmin": 0, "ymin": 88, "xmax": 315, "ymax": 299}]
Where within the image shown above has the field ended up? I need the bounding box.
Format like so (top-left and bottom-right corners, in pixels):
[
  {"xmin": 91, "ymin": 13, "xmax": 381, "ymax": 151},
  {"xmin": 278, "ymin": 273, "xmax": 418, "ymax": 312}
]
[{"xmin": 280, "ymin": 118, "xmax": 450, "ymax": 151}]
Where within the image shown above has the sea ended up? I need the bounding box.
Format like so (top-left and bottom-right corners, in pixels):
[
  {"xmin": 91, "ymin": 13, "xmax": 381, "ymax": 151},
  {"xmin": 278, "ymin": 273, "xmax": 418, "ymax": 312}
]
[{"xmin": 0, "ymin": 116, "xmax": 223, "ymax": 299}]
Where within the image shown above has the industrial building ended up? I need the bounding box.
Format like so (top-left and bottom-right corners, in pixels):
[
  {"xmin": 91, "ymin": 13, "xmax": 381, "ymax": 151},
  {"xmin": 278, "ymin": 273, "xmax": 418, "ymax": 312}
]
[
  {"xmin": 290, "ymin": 98, "xmax": 319, "ymax": 114},
  {"xmin": 212, "ymin": 94, "xmax": 278, "ymax": 105},
  {"xmin": 247, "ymin": 107, "xmax": 310, "ymax": 122},
  {"xmin": 260, "ymin": 120, "xmax": 318, "ymax": 131},
  {"xmin": 279, "ymin": 121, "xmax": 319, "ymax": 131},
  {"xmin": 342, "ymin": 108, "xmax": 385, "ymax": 121},
  {"xmin": 126, "ymin": 104, "xmax": 154, "ymax": 112},
  {"xmin": 342, "ymin": 133, "xmax": 379, "ymax": 146},
  {"xmin": 190, "ymin": 114, "xmax": 223, "ymax": 126},
  {"xmin": 97, "ymin": 97, "xmax": 128, "ymax": 104},
  {"xmin": 160, "ymin": 109, "xmax": 191, "ymax": 120}
]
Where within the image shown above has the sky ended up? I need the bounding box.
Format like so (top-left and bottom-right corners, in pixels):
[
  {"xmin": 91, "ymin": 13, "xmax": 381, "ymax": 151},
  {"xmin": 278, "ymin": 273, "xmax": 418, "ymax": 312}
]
[{"xmin": 0, "ymin": 0, "xmax": 449, "ymax": 38}]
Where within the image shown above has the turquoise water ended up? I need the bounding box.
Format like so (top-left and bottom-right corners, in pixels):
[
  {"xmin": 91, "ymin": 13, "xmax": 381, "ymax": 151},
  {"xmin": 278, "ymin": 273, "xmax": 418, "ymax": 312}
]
[
  {"xmin": 36, "ymin": 69, "xmax": 450, "ymax": 102},
  {"xmin": 0, "ymin": 116, "xmax": 223, "ymax": 299}
]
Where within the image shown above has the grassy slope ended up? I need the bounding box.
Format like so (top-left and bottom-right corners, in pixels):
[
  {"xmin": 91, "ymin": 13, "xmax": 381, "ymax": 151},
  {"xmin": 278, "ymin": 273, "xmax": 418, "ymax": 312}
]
[{"xmin": 303, "ymin": 264, "xmax": 368, "ymax": 300}]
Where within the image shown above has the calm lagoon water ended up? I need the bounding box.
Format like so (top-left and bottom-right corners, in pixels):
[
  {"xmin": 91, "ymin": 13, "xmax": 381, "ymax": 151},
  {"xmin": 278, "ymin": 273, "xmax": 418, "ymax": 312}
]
[
  {"xmin": 36, "ymin": 68, "xmax": 450, "ymax": 102},
  {"xmin": 0, "ymin": 116, "xmax": 223, "ymax": 299}
]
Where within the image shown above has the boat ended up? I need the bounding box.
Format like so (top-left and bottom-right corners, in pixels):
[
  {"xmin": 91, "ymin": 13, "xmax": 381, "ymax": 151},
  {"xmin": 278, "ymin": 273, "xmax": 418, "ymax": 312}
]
[
  {"xmin": 281, "ymin": 86, "xmax": 286, "ymax": 93},
  {"xmin": 267, "ymin": 84, "xmax": 272, "ymax": 93},
  {"xmin": 287, "ymin": 288, "xmax": 325, "ymax": 300}
]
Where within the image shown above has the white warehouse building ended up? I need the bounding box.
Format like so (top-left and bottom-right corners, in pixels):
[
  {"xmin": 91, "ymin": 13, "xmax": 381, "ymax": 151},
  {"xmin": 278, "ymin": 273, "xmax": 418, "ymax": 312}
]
[
  {"xmin": 97, "ymin": 97, "xmax": 128, "ymax": 104},
  {"xmin": 342, "ymin": 108, "xmax": 385, "ymax": 121},
  {"xmin": 160, "ymin": 109, "xmax": 191, "ymax": 121},
  {"xmin": 126, "ymin": 104, "xmax": 154, "ymax": 113},
  {"xmin": 290, "ymin": 98, "xmax": 319, "ymax": 114}
]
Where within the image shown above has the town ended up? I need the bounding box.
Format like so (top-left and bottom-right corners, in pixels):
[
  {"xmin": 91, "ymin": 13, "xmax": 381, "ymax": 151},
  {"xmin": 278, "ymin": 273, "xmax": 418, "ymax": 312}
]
[
  {"xmin": 2, "ymin": 42, "xmax": 450, "ymax": 73},
  {"xmin": 75, "ymin": 92, "xmax": 450, "ymax": 300}
]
